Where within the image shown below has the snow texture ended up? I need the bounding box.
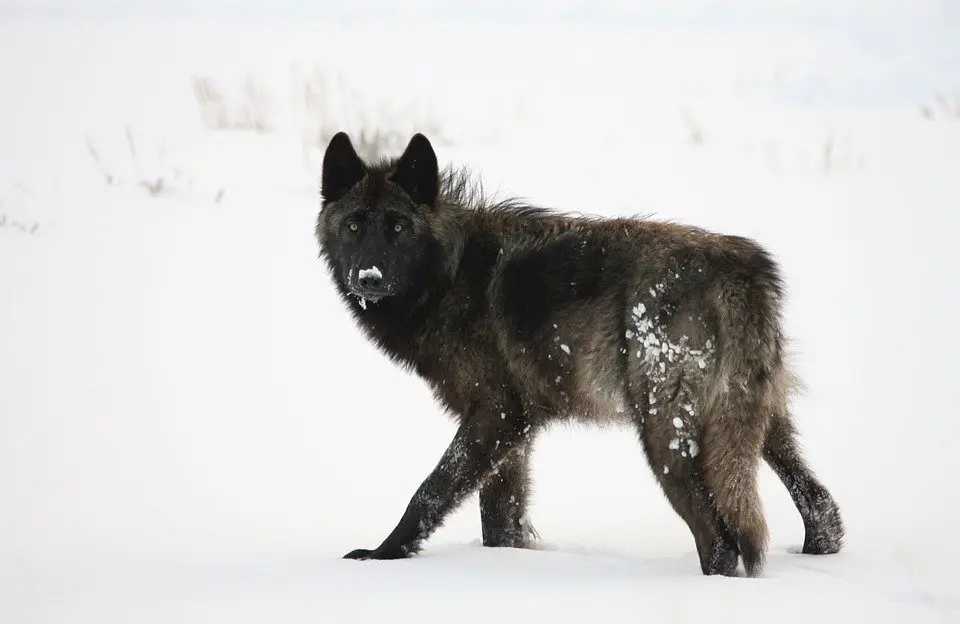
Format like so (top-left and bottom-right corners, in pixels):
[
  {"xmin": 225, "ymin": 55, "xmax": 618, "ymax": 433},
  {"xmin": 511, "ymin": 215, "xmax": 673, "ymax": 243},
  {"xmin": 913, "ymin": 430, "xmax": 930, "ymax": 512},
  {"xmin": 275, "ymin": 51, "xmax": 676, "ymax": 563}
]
[
  {"xmin": 1, "ymin": 8, "xmax": 960, "ymax": 624},
  {"xmin": 357, "ymin": 266, "xmax": 382, "ymax": 281},
  {"xmin": 628, "ymin": 301, "xmax": 715, "ymax": 387}
]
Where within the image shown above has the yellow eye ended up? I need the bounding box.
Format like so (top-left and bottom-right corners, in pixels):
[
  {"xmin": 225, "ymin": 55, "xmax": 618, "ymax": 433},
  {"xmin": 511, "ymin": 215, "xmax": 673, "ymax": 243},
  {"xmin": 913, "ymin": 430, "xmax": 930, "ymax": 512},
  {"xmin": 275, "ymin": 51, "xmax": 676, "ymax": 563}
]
[
  {"xmin": 348, "ymin": 222, "xmax": 359, "ymax": 232},
  {"xmin": 394, "ymin": 223, "xmax": 404, "ymax": 233}
]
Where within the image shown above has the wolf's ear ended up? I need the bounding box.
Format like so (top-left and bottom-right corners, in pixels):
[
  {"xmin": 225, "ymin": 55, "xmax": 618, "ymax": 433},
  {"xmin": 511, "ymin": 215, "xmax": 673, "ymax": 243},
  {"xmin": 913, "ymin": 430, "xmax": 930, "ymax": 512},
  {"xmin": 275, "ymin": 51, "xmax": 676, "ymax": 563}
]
[
  {"xmin": 322, "ymin": 132, "xmax": 365, "ymax": 203},
  {"xmin": 391, "ymin": 133, "xmax": 439, "ymax": 208}
]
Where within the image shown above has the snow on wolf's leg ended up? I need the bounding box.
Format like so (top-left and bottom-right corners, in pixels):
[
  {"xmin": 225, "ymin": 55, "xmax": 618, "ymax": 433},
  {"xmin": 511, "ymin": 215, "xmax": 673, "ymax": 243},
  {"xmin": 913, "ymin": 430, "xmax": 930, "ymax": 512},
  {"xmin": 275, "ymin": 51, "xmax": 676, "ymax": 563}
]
[
  {"xmin": 343, "ymin": 413, "xmax": 531, "ymax": 560},
  {"xmin": 479, "ymin": 441, "xmax": 538, "ymax": 549},
  {"xmin": 763, "ymin": 411, "xmax": 845, "ymax": 555}
]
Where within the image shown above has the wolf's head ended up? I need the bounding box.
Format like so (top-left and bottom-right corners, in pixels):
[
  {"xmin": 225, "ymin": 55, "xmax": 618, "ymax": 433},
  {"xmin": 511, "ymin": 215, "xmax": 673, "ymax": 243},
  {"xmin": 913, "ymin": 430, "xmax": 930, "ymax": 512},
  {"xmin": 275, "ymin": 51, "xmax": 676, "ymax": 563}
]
[{"xmin": 316, "ymin": 132, "xmax": 442, "ymax": 306}]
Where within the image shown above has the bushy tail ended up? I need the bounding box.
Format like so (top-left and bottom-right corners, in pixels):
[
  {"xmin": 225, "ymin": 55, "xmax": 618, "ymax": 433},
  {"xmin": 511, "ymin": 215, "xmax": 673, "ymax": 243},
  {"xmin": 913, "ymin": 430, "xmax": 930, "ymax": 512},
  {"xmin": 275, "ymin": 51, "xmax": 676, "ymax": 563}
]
[
  {"xmin": 701, "ymin": 412, "xmax": 769, "ymax": 577},
  {"xmin": 700, "ymin": 251, "xmax": 788, "ymax": 577}
]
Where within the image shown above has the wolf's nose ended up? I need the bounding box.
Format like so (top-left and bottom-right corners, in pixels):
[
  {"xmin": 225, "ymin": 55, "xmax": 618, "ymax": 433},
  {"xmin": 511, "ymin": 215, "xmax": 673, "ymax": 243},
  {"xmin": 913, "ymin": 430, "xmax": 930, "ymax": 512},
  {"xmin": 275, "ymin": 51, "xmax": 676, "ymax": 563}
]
[
  {"xmin": 357, "ymin": 266, "xmax": 384, "ymax": 291},
  {"xmin": 358, "ymin": 274, "xmax": 383, "ymax": 290}
]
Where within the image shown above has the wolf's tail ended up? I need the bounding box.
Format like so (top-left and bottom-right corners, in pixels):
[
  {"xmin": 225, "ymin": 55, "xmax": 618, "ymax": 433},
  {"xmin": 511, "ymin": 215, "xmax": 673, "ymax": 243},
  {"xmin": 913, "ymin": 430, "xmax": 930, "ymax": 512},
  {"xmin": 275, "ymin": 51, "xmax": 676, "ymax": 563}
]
[
  {"xmin": 700, "ymin": 252, "xmax": 790, "ymax": 577},
  {"xmin": 701, "ymin": 412, "xmax": 770, "ymax": 577}
]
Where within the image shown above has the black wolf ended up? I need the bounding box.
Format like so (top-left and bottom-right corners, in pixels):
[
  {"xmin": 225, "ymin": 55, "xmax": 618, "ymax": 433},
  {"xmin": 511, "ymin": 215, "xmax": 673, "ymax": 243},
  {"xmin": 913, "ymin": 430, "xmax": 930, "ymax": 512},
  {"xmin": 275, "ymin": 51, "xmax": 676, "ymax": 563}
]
[{"xmin": 315, "ymin": 132, "xmax": 844, "ymax": 577}]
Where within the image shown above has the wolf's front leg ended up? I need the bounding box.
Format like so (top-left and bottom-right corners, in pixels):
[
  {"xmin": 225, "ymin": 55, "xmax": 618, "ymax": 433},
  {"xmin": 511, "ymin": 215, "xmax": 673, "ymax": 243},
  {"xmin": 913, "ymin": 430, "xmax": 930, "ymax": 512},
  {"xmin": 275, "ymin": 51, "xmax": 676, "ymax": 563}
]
[
  {"xmin": 343, "ymin": 413, "xmax": 528, "ymax": 560},
  {"xmin": 479, "ymin": 441, "xmax": 538, "ymax": 549}
]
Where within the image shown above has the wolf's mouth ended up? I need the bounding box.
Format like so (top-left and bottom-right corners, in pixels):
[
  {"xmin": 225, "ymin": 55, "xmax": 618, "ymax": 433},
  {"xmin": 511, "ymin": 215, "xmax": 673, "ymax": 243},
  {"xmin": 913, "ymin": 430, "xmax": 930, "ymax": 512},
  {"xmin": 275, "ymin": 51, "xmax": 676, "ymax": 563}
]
[{"xmin": 350, "ymin": 290, "xmax": 386, "ymax": 308}]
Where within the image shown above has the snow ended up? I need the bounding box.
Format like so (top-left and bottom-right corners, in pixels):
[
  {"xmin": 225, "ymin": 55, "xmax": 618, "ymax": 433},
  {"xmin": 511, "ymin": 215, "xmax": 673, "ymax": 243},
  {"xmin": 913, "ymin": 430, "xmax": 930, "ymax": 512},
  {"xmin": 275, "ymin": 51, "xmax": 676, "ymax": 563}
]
[
  {"xmin": 357, "ymin": 266, "xmax": 382, "ymax": 281},
  {"xmin": 2, "ymin": 6, "xmax": 960, "ymax": 624}
]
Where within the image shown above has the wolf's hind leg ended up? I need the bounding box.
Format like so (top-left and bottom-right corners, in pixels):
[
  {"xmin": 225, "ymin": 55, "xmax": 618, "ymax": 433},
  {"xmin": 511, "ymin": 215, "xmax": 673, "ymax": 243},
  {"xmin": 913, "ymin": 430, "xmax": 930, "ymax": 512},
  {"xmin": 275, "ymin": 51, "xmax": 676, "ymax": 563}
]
[
  {"xmin": 764, "ymin": 411, "xmax": 845, "ymax": 555},
  {"xmin": 479, "ymin": 444, "xmax": 539, "ymax": 549},
  {"xmin": 633, "ymin": 406, "xmax": 740, "ymax": 577}
]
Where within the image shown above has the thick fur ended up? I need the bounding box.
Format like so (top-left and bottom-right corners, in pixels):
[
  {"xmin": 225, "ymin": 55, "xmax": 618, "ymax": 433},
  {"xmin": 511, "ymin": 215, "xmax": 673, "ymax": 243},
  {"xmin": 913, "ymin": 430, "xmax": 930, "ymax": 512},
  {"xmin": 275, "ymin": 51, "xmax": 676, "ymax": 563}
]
[{"xmin": 316, "ymin": 132, "xmax": 844, "ymax": 577}]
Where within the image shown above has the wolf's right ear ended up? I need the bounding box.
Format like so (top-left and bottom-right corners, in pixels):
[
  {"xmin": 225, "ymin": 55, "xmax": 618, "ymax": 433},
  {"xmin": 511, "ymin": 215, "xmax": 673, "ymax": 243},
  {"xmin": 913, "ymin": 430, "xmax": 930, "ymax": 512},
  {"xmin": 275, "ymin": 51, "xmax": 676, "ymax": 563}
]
[
  {"xmin": 321, "ymin": 132, "xmax": 365, "ymax": 203},
  {"xmin": 391, "ymin": 133, "xmax": 439, "ymax": 208}
]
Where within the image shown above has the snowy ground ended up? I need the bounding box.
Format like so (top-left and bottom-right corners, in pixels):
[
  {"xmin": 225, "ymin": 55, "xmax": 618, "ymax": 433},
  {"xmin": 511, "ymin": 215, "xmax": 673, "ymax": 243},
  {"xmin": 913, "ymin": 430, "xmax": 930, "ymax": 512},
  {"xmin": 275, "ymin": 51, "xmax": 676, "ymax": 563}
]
[{"xmin": 2, "ymin": 9, "xmax": 960, "ymax": 623}]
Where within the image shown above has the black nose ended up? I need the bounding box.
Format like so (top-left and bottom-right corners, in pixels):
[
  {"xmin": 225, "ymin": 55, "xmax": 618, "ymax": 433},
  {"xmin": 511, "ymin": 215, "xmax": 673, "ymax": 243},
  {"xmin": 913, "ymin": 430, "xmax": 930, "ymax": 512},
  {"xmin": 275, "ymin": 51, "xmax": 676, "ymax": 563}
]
[
  {"xmin": 358, "ymin": 274, "xmax": 383, "ymax": 290},
  {"xmin": 356, "ymin": 267, "xmax": 385, "ymax": 291}
]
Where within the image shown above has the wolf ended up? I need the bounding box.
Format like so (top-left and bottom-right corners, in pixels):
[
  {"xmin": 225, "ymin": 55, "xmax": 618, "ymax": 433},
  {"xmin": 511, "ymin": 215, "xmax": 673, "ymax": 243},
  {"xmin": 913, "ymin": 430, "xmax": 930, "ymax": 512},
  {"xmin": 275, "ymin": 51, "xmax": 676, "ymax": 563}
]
[{"xmin": 315, "ymin": 131, "xmax": 844, "ymax": 577}]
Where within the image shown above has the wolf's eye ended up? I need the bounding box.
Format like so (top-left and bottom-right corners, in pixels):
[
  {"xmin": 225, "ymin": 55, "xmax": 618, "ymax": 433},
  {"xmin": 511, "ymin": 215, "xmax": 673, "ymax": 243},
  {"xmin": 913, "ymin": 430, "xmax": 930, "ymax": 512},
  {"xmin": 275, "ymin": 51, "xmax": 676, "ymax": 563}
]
[
  {"xmin": 394, "ymin": 223, "xmax": 404, "ymax": 233},
  {"xmin": 347, "ymin": 222, "xmax": 359, "ymax": 232}
]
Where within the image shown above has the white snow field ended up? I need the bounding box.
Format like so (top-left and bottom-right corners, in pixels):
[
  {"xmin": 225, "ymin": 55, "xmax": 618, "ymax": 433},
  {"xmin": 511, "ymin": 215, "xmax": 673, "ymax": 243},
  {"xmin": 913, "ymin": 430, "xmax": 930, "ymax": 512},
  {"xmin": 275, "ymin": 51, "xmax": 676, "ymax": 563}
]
[{"xmin": 2, "ymin": 7, "xmax": 960, "ymax": 623}]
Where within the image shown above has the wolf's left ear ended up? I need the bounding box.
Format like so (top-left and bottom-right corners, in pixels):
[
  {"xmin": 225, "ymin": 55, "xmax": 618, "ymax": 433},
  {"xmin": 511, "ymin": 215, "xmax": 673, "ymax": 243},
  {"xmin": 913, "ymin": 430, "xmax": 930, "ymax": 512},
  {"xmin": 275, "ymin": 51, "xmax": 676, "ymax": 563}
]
[
  {"xmin": 391, "ymin": 133, "xmax": 439, "ymax": 208},
  {"xmin": 322, "ymin": 132, "xmax": 365, "ymax": 203}
]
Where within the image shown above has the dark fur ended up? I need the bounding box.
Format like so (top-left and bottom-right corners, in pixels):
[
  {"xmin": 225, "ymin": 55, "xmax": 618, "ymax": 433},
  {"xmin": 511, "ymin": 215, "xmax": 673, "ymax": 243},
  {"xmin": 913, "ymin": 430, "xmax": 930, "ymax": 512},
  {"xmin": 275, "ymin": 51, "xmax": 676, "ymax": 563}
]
[{"xmin": 316, "ymin": 132, "xmax": 844, "ymax": 577}]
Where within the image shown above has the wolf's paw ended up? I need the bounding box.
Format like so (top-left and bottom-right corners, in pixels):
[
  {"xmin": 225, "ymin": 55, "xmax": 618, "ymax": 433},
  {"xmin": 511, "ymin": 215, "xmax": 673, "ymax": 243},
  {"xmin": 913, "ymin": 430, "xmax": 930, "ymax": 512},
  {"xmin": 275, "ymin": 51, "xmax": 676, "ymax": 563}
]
[
  {"xmin": 482, "ymin": 518, "xmax": 540, "ymax": 550},
  {"xmin": 343, "ymin": 545, "xmax": 409, "ymax": 560},
  {"xmin": 802, "ymin": 524, "xmax": 844, "ymax": 555},
  {"xmin": 702, "ymin": 537, "xmax": 741, "ymax": 577},
  {"xmin": 802, "ymin": 493, "xmax": 845, "ymax": 555},
  {"xmin": 521, "ymin": 516, "xmax": 541, "ymax": 546}
]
